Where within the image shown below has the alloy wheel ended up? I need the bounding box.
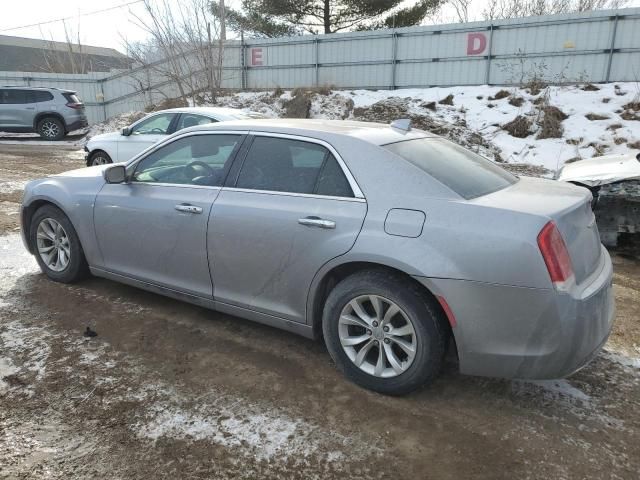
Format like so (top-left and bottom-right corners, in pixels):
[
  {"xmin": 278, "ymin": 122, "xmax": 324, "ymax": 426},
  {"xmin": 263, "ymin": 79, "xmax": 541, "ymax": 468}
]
[
  {"xmin": 41, "ymin": 121, "xmax": 60, "ymax": 138},
  {"xmin": 36, "ymin": 218, "xmax": 70, "ymax": 272},
  {"xmin": 92, "ymin": 155, "xmax": 109, "ymax": 165},
  {"xmin": 338, "ymin": 295, "xmax": 417, "ymax": 378}
]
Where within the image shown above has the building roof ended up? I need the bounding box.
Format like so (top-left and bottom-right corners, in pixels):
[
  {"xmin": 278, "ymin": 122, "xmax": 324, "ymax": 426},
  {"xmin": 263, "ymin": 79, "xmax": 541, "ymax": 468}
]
[{"xmin": 0, "ymin": 34, "xmax": 126, "ymax": 58}]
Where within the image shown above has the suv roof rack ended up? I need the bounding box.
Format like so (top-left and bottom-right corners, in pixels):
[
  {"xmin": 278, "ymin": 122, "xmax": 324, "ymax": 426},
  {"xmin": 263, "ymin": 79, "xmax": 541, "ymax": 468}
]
[{"xmin": 1, "ymin": 85, "xmax": 62, "ymax": 90}]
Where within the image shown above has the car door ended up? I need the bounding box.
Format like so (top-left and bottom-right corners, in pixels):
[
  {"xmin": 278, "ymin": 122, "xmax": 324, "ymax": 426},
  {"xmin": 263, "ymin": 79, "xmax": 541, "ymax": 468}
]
[
  {"xmin": 208, "ymin": 134, "xmax": 367, "ymax": 323},
  {"xmin": 94, "ymin": 132, "xmax": 245, "ymax": 298},
  {"xmin": 116, "ymin": 112, "xmax": 178, "ymax": 162},
  {"xmin": 0, "ymin": 89, "xmax": 31, "ymax": 128}
]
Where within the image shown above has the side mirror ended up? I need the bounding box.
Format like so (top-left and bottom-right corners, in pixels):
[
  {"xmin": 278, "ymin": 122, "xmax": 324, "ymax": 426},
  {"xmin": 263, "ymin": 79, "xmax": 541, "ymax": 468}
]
[
  {"xmin": 104, "ymin": 165, "xmax": 127, "ymax": 184},
  {"xmin": 122, "ymin": 127, "xmax": 132, "ymax": 136}
]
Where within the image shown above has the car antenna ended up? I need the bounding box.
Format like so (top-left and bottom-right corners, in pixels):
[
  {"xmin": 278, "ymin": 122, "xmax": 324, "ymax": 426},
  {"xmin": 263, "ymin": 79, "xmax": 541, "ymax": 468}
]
[{"xmin": 390, "ymin": 118, "xmax": 411, "ymax": 131}]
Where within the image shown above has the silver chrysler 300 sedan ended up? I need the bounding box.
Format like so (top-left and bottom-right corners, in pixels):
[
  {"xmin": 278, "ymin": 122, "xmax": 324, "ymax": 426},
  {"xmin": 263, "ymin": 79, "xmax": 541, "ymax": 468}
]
[{"xmin": 20, "ymin": 119, "xmax": 615, "ymax": 395}]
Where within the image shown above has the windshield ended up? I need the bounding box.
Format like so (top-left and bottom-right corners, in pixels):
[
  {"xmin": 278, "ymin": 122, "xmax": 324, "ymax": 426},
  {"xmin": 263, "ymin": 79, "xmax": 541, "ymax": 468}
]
[{"xmin": 383, "ymin": 138, "xmax": 517, "ymax": 199}]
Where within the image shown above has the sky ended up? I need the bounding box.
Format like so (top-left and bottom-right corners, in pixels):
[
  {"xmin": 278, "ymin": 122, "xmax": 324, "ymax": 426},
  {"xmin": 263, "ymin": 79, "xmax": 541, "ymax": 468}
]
[
  {"xmin": 0, "ymin": 0, "xmax": 638, "ymax": 54},
  {"xmin": 0, "ymin": 0, "xmax": 242, "ymax": 52}
]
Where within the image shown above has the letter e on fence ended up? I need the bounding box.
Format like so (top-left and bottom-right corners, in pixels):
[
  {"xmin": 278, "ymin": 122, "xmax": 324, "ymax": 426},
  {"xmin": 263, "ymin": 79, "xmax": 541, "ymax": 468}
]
[
  {"xmin": 467, "ymin": 33, "xmax": 487, "ymax": 55},
  {"xmin": 251, "ymin": 48, "xmax": 264, "ymax": 66}
]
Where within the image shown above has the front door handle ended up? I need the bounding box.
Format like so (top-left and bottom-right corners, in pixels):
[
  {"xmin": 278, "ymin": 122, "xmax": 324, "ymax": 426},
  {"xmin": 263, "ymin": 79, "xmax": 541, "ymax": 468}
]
[
  {"xmin": 298, "ymin": 216, "xmax": 336, "ymax": 229},
  {"xmin": 175, "ymin": 204, "xmax": 203, "ymax": 214}
]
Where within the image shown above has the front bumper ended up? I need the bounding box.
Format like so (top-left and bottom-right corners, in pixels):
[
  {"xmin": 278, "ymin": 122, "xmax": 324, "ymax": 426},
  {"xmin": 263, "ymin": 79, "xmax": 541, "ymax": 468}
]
[{"xmin": 417, "ymin": 246, "xmax": 615, "ymax": 379}]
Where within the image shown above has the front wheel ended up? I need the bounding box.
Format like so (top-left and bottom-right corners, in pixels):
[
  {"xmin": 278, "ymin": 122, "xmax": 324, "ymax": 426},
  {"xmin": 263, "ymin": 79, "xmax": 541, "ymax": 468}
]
[
  {"xmin": 88, "ymin": 150, "xmax": 112, "ymax": 166},
  {"xmin": 30, "ymin": 205, "xmax": 89, "ymax": 283},
  {"xmin": 322, "ymin": 270, "xmax": 447, "ymax": 395}
]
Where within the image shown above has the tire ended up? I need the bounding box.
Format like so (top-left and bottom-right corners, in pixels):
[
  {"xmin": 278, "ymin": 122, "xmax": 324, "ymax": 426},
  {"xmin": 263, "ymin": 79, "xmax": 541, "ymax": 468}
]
[
  {"xmin": 30, "ymin": 205, "xmax": 89, "ymax": 283},
  {"xmin": 322, "ymin": 270, "xmax": 447, "ymax": 395},
  {"xmin": 88, "ymin": 150, "xmax": 112, "ymax": 166},
  {"xmin": 37, "ymin": 117, "xmax": 65, "ymax": 141}
]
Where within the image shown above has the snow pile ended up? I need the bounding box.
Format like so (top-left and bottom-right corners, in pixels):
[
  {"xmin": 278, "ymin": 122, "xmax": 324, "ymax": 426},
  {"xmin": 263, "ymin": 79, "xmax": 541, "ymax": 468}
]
[
  {"xmin": 86, "ymin": 83, "xmax": 640, "ymax": 175},
  {"xmin": 208, "ymin": 83, "xmax": 640, "ymax": 174}
]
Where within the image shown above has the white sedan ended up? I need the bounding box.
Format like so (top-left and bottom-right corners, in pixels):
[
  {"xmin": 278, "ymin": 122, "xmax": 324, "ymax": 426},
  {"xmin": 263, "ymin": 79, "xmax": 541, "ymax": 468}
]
[{"xmin": 84, "ymin": 107, "xmax": 265, "ymax": 166}]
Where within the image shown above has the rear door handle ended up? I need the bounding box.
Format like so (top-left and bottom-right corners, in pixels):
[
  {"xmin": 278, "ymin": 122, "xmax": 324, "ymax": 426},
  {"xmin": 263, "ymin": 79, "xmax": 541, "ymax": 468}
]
[
  {"xmin": 175, "ymin": 204, "xmax": 203, "ymax": 214},
  {"xmin": 298, "ymin": 216, "xmax": 336, "ymax": 229}
]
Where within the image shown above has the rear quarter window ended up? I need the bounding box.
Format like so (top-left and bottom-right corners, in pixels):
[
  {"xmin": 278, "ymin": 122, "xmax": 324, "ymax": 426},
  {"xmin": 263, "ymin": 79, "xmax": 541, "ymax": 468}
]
[{"xmin": 383, "ymin": 138, "xmax": 517, "ymax": 199}]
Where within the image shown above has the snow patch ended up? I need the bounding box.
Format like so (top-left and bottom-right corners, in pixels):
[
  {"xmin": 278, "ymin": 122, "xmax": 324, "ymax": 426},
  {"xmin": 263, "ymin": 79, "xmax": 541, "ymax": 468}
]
[
  {"xmin": 0, "ymin": 180, "xmax": 27, "ymax": 194},
  {"xmin": 137, "ymin": 399, "xmax": 368, "ymax": 462}
]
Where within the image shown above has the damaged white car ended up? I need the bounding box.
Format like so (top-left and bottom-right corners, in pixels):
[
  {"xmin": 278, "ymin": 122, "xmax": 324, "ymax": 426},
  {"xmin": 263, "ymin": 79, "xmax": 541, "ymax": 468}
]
[{"xmin": 558, "ymin": 152, "xmax": 640, "ymax": 247}]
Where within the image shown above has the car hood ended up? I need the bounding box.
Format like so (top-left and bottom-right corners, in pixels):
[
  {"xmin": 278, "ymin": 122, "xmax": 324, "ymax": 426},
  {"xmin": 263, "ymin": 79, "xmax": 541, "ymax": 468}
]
[
  {"xmin": 53, "ymin": 164, "xmax": 116, "ymax": 178},
  {"xmin": 557, "ymin": 153, "xmax": 640, "ymax": 187},
  {"xmin": 87, "ymin": 131, "xmax": 121, "ymax": 144}
]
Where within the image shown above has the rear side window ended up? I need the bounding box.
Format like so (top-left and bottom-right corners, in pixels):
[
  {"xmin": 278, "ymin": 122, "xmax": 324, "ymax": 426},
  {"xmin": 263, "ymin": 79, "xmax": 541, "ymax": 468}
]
[
  {"xmin": 176, "ymin": 114, "xmax": 215, "ymax": 131},
  {"xmin": 236, "ymin": 136, "xmax": 353, "ymax": 197},
  {"xmin": 30, "ymin": 91, "xmax": 54, "ymax": 103},
  {"xmin": 383, "ymin": 138, "xmax": 517, "ymax": 199}
]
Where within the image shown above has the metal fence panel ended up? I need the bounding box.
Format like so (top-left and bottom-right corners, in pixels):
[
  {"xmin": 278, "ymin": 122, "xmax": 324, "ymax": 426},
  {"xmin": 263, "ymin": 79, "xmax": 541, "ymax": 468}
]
[{"xmin": 1, "ymin": 8, "xmax": 639, "ymax": 124}]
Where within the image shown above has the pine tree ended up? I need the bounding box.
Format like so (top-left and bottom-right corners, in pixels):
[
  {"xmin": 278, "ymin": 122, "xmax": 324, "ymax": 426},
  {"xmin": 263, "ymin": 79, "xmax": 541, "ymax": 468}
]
[{"xmin": 210, "ymin": 0, "xmax": 444, "ymax": 37}]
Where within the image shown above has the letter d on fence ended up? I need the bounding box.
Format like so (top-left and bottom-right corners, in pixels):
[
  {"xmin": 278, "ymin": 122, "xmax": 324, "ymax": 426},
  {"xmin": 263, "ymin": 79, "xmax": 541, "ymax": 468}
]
[{"xmin": 467, "ymin": 33, "xmax": 487, "ymax": 55}]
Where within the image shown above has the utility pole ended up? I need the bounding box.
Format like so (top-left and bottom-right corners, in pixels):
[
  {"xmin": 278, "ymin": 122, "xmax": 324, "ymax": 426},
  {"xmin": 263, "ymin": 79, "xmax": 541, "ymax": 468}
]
[
  {"xmin": 217, "ymin": 0, "xmax": 226, "ymax": 100},
  {"xmin": 207, "ymin": 22, "xmax": 215, "ymax": 103}
]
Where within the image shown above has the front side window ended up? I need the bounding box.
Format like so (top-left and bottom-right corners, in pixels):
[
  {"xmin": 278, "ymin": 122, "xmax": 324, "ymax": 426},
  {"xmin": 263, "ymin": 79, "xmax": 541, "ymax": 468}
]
[
  {"xmin": 1, "ymin": 89, "xmax": 28, "ymax": 104},
  {"xmin": 235, "ymin": 136, "xmax": 353, "ymax": 197},
  {"xmin": 383, "ymin": 138, "xmax": 517, "ymax": 199},
  {"xmin": 176, "ymin": 114, "xmax": 216, "ymax": 131},
  {"xmin": 131, "ymin": 113, "xmax": 176, "ymax": 135},
  {"xmin": 133, "ymin": 134, "xmax": 241, "ymax": 186}
]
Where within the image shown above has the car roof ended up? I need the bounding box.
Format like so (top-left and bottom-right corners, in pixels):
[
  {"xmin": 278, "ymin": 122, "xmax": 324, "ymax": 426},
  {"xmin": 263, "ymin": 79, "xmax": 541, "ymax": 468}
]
[
  {"xmin": 1, "ymin": 85, "xmax": 75, "ymax": 93},
  {"xmin": 153, "ymin": 106, "xmax": 264, "ymax": 120},
  {"xmin": 183, "ymin": 118, "xmax": 436, "ymax": 146}
]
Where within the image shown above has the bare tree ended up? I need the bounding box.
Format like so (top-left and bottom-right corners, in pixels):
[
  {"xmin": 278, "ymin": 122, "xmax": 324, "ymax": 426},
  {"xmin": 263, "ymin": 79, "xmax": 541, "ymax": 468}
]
[
  {"xmin": 483, "ymin": 0, "xmax": 627, "ymax": 19},
  {"xmin": 40, "ymin": 20, "xmax": 90, "ymax": 74},
  {"xmin": 449, "ymin": 0, "xmax": 472, "ymax": 22},
  {"xmin": 125, "ymin": 0, "xmax": 225, "ymax": 105}
]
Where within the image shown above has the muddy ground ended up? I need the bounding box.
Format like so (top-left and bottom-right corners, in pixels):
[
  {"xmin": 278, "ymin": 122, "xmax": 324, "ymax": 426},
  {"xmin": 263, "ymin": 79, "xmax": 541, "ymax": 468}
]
[{"xmin": 1, "ymin": 143, "xmax": 639, "ymax": 479}]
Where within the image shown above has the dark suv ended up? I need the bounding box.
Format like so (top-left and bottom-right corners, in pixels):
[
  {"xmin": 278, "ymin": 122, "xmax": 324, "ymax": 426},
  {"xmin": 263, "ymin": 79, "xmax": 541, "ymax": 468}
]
[{"xmin": 0, "ymin": 86, "xmax": 88, "ymax": 140}]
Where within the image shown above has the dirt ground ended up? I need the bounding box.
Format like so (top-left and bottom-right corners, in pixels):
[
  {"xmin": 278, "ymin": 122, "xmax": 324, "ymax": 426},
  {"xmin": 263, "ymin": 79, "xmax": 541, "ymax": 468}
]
[{"xmin": 1, "ymin": 143, "xmax": 639, "ymax": 480}]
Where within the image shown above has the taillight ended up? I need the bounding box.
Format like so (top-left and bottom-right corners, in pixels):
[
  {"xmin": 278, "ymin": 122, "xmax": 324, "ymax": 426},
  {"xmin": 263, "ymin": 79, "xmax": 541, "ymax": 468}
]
[
  {"xmin": 66, "ymin": 102, "xmax": 83, "ymax": 110},
  {"xmin": 537, "ymin": 221, "xmax": 574, "ymax": 290}
]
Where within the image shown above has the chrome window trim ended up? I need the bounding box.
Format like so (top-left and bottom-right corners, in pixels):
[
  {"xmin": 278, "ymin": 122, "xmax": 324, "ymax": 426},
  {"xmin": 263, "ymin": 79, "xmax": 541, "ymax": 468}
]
[
  {"xmin": 246, "ymin": 130, "xmax": 365, "ymax": 199},
  {"xmin": 128, "ymin": 181, "xmax": 222, "ymax": 191},
  {"xmin": 222, "ymin": 187, "xmax": 366, "ymax": 203},
  {"xmin": 123, "ymin": 129, "xmax": 366, "ymax": 200}
]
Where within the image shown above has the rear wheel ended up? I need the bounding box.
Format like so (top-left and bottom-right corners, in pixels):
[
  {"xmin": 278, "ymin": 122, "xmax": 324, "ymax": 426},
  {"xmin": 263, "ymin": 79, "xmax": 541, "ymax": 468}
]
[
  {"xmin": 323, "ymin": 270, "xmax": 447, "ymax": 395},
  {"xmin": 30, "ymin": 205, "xmax": 89, "ymax": 283},
  {"xmin": 88, "ymin": 150, "xmax": 112, "ymax": 166},
  {"xmin": 37, "ymin": 117, "xmax": 65, "ymax": 141}
]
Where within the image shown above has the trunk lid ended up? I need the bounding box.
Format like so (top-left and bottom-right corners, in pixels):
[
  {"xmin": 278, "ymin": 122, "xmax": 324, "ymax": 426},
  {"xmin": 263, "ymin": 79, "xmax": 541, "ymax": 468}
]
[{"xmin": 472, "ymin": 176, "xmax": 602, "ymax": 285}]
